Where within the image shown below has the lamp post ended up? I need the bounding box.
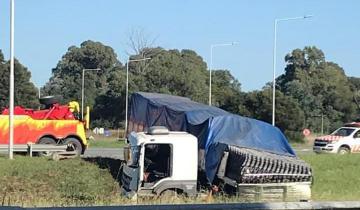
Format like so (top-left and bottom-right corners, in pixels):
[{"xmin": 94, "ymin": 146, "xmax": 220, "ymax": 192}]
[
  {"xmin": 209, "ymin": 42, "xmax": 239, "ymax": 106},
  {"xmin": 81, "ymin": 68, "xmax": 101, "ymax": 120},
  {"xmin": 272, "ymin": 15, "xmax": 313, "ymax": 126},
  {"xmin": 125, "ymin": 57, "xmax": 151, "ymax": 137},
  {"xmin": 8, "ymin": 0, "xmax": 15, "ymax": 159}
]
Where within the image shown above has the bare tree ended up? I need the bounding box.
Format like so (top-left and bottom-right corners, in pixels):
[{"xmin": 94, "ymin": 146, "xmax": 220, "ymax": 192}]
[
  {"xmin": 125, "ymin": 27, "xmax": 160, "ymax": 75},
  {"xmin": 126, "ymin": 27, "xmax": 158, "ymax": 57}
]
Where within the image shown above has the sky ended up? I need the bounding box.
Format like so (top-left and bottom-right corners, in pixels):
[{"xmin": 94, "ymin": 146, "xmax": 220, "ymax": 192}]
[{"xmin": 0, "ymin": 0, "xmax": 359, "ymax": 91}]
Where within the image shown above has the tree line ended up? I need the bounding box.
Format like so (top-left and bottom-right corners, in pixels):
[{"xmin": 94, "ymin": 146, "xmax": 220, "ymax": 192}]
[{"xmin": 0, "ymin": 41, "xmax": 359, "ymax": 141}]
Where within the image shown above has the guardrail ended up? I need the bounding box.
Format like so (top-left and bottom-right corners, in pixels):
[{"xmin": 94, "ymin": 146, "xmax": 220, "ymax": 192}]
[
  {"xmin": 0, "ymin": 144, "xmax": 68, "ymax": 157},
  {"xmin": 2, "ymin": 201, "xmax": 360, "ymax": 210}
]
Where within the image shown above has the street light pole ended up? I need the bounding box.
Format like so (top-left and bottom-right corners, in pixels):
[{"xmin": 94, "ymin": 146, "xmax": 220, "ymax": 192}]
[
  {"xmin": 8, "ymin": 0, "xmax": 15, "ymax": 159},
  {"xmin": 209, "ymin": 42, "xmax": 239, "ymax": 106},
  {"xmin": 272, "ymin": 15, "xmax": 313, "ymax": 126},
  {"xmin": 125, "ymin": 57, "xmax": 151, "ymax": 137},
  {"xmin": 81, "ymin": 68, "xmax": 101, "ymax": 120}
]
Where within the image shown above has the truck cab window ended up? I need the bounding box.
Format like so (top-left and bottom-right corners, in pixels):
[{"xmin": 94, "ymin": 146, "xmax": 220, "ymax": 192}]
[{"xmin": 143, "ymin": 144, "xmax": 171, "ymax": 185}]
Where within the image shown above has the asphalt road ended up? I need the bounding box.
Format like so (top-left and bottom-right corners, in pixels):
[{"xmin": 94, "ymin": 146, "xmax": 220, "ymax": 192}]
[{"xmin": 83, "ymin": 147, "xmax": 124, "ymax": 160}]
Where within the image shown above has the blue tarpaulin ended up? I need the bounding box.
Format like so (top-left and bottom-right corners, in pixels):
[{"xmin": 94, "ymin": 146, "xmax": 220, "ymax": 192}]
[{"xmin": 128, "ymin": 92, "xmax": 296, "ymax": 183}]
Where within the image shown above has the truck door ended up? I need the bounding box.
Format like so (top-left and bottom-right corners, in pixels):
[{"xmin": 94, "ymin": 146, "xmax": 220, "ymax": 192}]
[{"xmin": 142, "ymin": 143, "xmax": 171, "ymax": 186}]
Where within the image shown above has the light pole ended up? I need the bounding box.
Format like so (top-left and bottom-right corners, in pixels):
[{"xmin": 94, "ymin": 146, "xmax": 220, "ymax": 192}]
[
  {"xmin": 125, "ymin": 57, "xmax": 151, "ymax": 137},
  {"xmin": 209, "ymin": 42, "xmax": 239, "ymax": 106},
  {"xmin": 8, "ymin": 0, "xmax": 15, "ymax": 159},
  {"xmin": 38, "ymin": 85, "xmax": 41, "ymax": 99},
  {"xmin": 272, "ymin": 15, "xmax": 313, "ymax": 126},
  {"xmin": 81, "ymin": 68, "xmax": 101, "ymax": 120}
]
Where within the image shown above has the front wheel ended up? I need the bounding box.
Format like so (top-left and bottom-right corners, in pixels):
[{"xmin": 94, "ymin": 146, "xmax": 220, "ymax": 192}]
[
  {"xmin": 338, "ymin": 146, "xmax": 350, "ymax": 155},
  {"xmin": 63, "ymin": 137, "xmax": 83, "ymax": 155},
  {"xmin": 37, "ymin": 137, "xmax": 57, "ymax": 157},
  {"xmin": 159, "ymin": 189, "xmax": 181, "ymax": 202}
]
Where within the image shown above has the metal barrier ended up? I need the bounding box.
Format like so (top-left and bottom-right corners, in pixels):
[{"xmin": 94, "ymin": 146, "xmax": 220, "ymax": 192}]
[{"xmin": 0, "ymin": 144, "xmax": 68, "ymax": 157}]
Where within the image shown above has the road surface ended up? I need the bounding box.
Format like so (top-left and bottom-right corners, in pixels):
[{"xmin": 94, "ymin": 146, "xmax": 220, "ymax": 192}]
[{"xmin": 83, "ymin": 147, "xmax": 124, "ymax": 160}]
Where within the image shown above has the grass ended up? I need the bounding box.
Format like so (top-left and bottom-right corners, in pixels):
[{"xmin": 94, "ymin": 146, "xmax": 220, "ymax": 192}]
[
  {"xmin": 2, "ymin": 152, "xmax": 360, "ymax": 207},
  {"xmin": 86, "ymin": 130, "xmax": 126, "ymax": 148},
  {"xmin": 0, "ymin": 155, "xmax": 123, "ymax": 207},
  {"xmin": 88, "ymin": 139, "xmax": 125, "ymax": 148},
  {"xmin": 300, "ymin": 153, "xmax": 360, "ymax": 201}
]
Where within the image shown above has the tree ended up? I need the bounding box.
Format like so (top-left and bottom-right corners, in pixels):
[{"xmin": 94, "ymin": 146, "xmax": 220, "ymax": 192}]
[
  {"xmin": 43, "ymin": 40, "xmax": 121, "ymax": 109},
  {"xmin": 211, "ymin": 69, "xmax": 245, "ymax": 114},
  {"xmin": 92, "ymin": 66, "xmax": 127, "ymax": 128},
  {"xmin": 0, "ymin": 50, "xmax": 39, "ymax": 110},
  {"xmin": 349, "ymin": 77, "xmax": 360, "ymax": 112},
  {"xmin": 129, "ymin": 48, "xmax": 209, "ymax": 104},
  {"xmin": 243, "ymin": 88, "xmax": 305, "ymax": 137},
  {"xmin": 277, "ymin": 46, "xmax": 358, "ymax": 131}
]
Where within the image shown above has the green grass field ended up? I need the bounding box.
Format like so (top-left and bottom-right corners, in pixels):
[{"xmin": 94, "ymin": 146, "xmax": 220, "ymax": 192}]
[
  {"xmin": 300, "ymin": 154, "xmax": 360, "ymax": 201},
  {"xmin": 86, "ymin": 130, "xmax": 126, "ymax": 148},
  {"xmin": 0, "ymin": 156, "xmax": 123, "ymax": 207},
  {"xmin": 88, "ymin": 139, "xmax": 125, "ymax": 148},
  {"xmin": 1, "ymin": 153, "xmax": 360, "ymax": 207}
]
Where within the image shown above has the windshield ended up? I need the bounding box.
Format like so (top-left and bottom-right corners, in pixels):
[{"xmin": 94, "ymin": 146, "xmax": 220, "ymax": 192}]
[{"xmin": 332, "ymin": 128, "xmax": 355, "ymax": 137}]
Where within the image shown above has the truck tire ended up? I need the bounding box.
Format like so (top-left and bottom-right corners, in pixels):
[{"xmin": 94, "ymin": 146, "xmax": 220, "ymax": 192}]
[
  {"xmin": 160, "ymin": 189, "xmax": 179, "ymax": 201},
  {"xmin": 64, "ymin": 137, "xmax": 83, "ymax": 155},
  {"xmin": 338, "ymin": 146, "xmax": 350, "ymax": 155},
  {"xmin": 38, "ymin": 137, "xmax": 57, "ymax": 157},
  {"xmin": 39, "ymin": 96, "xmax": 58, "ymax": 106}
]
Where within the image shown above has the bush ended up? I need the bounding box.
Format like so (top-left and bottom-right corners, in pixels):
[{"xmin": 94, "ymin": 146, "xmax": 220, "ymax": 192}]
[{"xmin": 285, "ymin": 130, "xmax": 305, "ymax": 143}]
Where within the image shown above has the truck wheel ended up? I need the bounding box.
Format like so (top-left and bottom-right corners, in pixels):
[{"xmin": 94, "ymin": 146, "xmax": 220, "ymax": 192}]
[
  {"xmin": 64, "ymin": 137, "xmax": 83, "ymax": 155},
  {"xmin": 160, "ymin": 189, "xmax": 180, "ymax": 201},
  {"xmin": 39, "ymin": 96, "xmax": 58, "ymax": 106},
  {"xmin": 338, "ymin": 146, "xmax": 350, "ymax": 155},
  {"xmin": 38, "ymin": 137, "xmax": 57, "ymax": 157}
]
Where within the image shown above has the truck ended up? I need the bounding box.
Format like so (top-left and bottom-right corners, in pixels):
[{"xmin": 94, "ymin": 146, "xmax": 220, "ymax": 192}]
[
  {"xmin": 313, "ymin": 122, "xmax": 360, "ymax": 154},
  {"xmin": 121, "ymin": 92, "xmax": 312, "ymax": 201},
  {"xmin": 0, "ymin": 96, "xmax": 88, "ymax": 155}
]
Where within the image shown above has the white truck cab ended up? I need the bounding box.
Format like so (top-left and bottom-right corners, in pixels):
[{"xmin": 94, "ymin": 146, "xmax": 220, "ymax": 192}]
[
  {"xmin": 313, "ymin": 122, "xmax": 360, "ymax": 154},
  {"xmin": 121, "ymin": 126, "xmax": 198, "ymax": 198}
]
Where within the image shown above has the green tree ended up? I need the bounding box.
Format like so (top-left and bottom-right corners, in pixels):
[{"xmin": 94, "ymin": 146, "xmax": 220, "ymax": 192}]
[
  {"xmin": 211, "ymin": 69, "xmax": 246, "ymax": 114},
  {"xmin": 0, "ymin": 50, "xmax": 39, "ymax": 110},
  {"xmin": 43, "ymin": 40, "xmax": 121, "ymax": 108},
  {"xmin": 243, "ymin": 88, "xmax": 305, "ymax": 134},
  {"xmin": 129, "ymin": 48, "xmax": 209, "ymax": 104},
  {"xmin": 92, "ymin": 66, "xmax": 126, "ymax": 128},
  {"xmin": 278, "ymin": 46, "xmax": 357, "ymax": 131}
]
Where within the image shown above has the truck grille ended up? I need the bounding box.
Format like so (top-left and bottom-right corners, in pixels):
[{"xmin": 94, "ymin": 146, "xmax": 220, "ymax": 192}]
[{"xmin": 314, "ymin": 140, "xmax": 328, "ymax": 147}]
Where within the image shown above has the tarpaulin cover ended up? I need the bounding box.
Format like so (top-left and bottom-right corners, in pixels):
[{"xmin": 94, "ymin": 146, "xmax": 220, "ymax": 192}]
[
  {"xmin": 128, "ymin": 92, "xmax": 228, "ymax": 147},
  {"xmin": 128, "ymin": 92, "xmax": 296, "ymax": 182},
  {"xmin": 205, "ymin": 114, "xmax": 295, "ymax": 182}
]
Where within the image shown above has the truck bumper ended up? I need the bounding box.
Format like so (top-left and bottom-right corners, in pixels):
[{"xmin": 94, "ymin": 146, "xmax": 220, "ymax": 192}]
[{"xmin": 313, "ymin": 145, "xmax": 336, "ymax": 154}]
